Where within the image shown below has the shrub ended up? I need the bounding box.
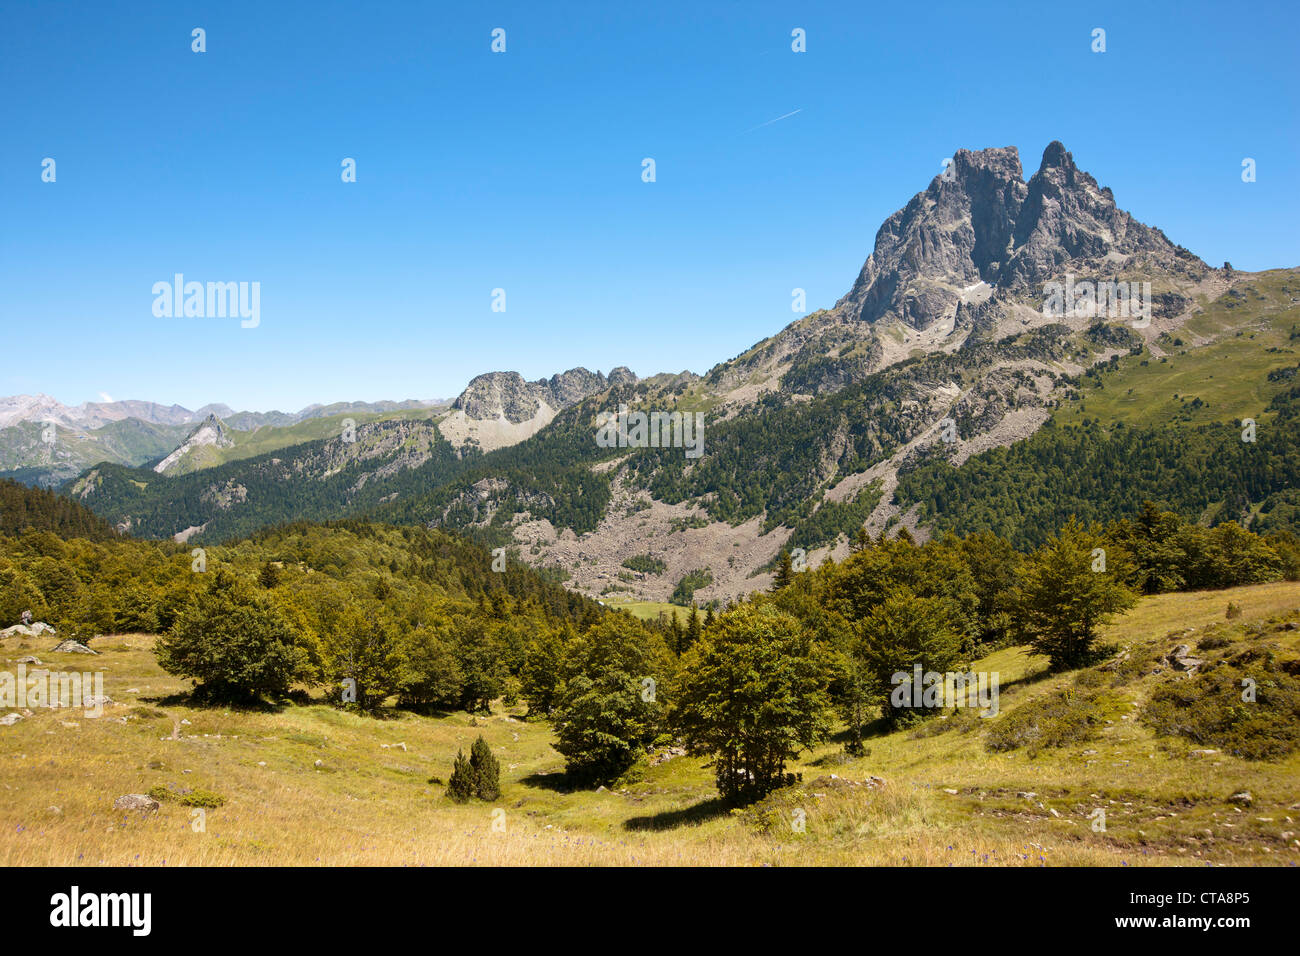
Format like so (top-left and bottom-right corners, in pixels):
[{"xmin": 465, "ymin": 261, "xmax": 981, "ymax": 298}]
[
  {"xmin": 445, "ymin": 749, "xmax": 475, "ymax": 803},
  {"xmin": 1142, "ymin": 659, "xmax": 1300, "ymax": 759},
  {"xmin": 1012, "ymin": 519, "xmax": 1136, "ymax": 669},
  {"xmin": 984, "ymin": 687, "xmax": 1112, "ymax": 756},
  {"xmin": 621, "ymin": 554, "xmax": 667, "ymax": 575},
  {"xmin": 469, "ymin": 735, "xmax": 501, "ymax": 801},
  {"xmin": 670, "ymin": 569, "xmax": 713, "ymax": 606},
  {"xmin": 147, "ymin": 785, "xmax": 226, "ymax": 808}
]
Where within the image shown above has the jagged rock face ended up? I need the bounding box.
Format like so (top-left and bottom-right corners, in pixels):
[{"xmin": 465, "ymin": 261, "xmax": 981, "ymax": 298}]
[
  {"xmin": 836, "ymin": 142, "xmax": 1203, "ymax": 330},
  {"xmin": 152, "ymin": 414, "xmax": 234, "ymax": 474},
  {"xmin": 453, "ymin": 372, "xmax": 545, "ymax": 422},
  {"xmin": 453, "ymin": 367, "xmax": 637, "ymax": 423}
]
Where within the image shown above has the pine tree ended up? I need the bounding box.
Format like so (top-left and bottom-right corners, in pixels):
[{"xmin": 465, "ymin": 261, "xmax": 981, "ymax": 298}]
[
  {"xmin": 469, "ymin": 734, "xmax": 501, "ymax": 800},
  {"xmin": 445, "ymin": 749, "xmax": 475, "ymax": 803},
  {"xmin": 685, "ymin": 605, "xmax": 701, "ymax": 653},
  {"xmin": 771, "ymin": 550, "xmax": 794, "ymax": 590}
]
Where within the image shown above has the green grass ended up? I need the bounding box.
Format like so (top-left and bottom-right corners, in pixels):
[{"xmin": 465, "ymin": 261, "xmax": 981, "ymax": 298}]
[
  {"xmin": 2, "ymin": 582, "xmax": 1298, "ymax": 866},
  {"xmin": 166, "ymin": 408, "xmax": 445, "ymax": 475},
  {"xmin": 1055, "ymin": 269, "xmax": 1300, "ymax": 429},
  {"xmin": 602, "ymin": 599, "xmax": 688, "ymax": 624}
]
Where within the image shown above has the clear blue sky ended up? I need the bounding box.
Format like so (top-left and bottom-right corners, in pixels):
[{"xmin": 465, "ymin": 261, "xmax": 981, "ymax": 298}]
[{"xmin": 2, "ymin": 0, "xmax": 1297, "ymax": 412}]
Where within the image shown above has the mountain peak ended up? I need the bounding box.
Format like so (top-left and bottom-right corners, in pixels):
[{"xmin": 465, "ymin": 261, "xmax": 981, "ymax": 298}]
[
  {"xmin": 453, "ymin": 367, "xmax": 638, "ymax": 423},
  {"xmin": 1038, "ymin": 140, "xmax": 1073, "ymax": 172},
  {"xmin": 835, "ymin": 141, "xmax": 1207, "ymax": 331},
  {"xmin": 152, "ymin": 413, "xmax": 233, "ymax": 474},
  {"xmin": 949, "ymin": 145, "xmax": 1023, "ymax": 183}
]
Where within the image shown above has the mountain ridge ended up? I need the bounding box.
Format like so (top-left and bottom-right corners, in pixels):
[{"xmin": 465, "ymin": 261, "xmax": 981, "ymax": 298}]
[{"xmin": 46, "ymin": 143, "xmax": 1300, "ymax": 607}]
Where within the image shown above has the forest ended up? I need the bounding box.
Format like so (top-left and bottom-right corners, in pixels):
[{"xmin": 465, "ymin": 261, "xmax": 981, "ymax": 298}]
[{"xmin": 3, "ymin": 479, "xmax": 1296, "ymax": 805}]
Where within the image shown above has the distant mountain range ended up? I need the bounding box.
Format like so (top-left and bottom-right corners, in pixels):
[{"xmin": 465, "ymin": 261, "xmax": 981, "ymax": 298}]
[
  {"xmin": 0, "ymin": 396, "xmax": 451, "ymax": 486},
  {"xmin": 13, "ymin": 142, "xmax": 1300, "ymax": 606},
  {"xmin": 0, "ymin": 394, "xmax": 449, "ymax": 432}
]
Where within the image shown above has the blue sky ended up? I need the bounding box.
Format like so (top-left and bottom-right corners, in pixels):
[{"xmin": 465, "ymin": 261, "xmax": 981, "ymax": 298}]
[{"xmin": 2, "ymin": 0, "xmax": 1297, "ymax": 412}]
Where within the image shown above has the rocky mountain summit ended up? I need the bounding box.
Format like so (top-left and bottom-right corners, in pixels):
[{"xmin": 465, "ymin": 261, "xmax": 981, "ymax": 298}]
[
  {"xmin": 153, "ymin": 414, "xmax": 235, "ymax": 474},
  {"xmin": 453, "ymin": 367, "xmax": 637, "ymax": 423},
  {"xmin": 835, "ymin": 141, "xmax": 1206, "ymax": 331},
  {"xmin": 698, "ymin": 142, "xmax": 1219, "ymax": 406},
  {"xmin": 53, "ymin": 142, "xmax": 1286, "ymax": 609}
]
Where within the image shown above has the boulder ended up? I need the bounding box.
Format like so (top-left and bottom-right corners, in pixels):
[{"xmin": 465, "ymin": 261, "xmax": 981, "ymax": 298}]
[
  {"xmin": 1228, "ymin": 791, "xmax": 1253, "ymax": 807},
  {"xmin": 50, "ymin": 639, "xmax": 97, "ymax": 655},
  {"xmin": 15, "ymin": 656, "xmax": 41, "ymax": 665},
  {"xmin": 113, "ymin": 794, "xmax": 160, "ymax": 812},
  {"xmin": 1166, "ymin": 644, "xmax": 1203, "ymax": 671},
  {"xmin": 648, "ymin": 745, "xmax": 687, "ymax": 767},
  {"xmin": 0, "ymin": 713, "xmax": 22, "ymax": 726},
  {"xmin": 0, "ymin": 622, "xmax": 56, "ymax": 639}
]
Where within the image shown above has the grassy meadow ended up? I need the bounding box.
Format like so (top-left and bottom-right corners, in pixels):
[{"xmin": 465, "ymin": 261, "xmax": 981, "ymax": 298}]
[{"xmin": 2, "ymin": 581, "xmax": 1298, "ymax": 867}]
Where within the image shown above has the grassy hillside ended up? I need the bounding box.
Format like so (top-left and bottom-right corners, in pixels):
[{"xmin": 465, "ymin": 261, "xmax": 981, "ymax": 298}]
[
  {"xmin": 1056, "ymin": 269, "xmax": 1300, "ymax": 429},
  {"xmin": 162, "ymin": 408, "xmax": 446, "ymax": 475},
  {"xmin": 0, "ymin": 419, "xmax": 190, "ymax": 487},
  {"xmin": 2, "ymin": 581, "xmax": 1296, "ymax": 866}
]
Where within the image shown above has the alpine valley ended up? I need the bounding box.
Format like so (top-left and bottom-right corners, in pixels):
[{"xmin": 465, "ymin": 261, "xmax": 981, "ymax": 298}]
[{"xmin": 7, "ymin": 143, "xmax": 1300, "ymax": 608}]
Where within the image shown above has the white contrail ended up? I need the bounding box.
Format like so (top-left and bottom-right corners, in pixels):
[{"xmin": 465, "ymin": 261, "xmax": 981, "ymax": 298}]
[{"xmin": 741, "ymin": 109, "xmax": 802, "ymax": 134}]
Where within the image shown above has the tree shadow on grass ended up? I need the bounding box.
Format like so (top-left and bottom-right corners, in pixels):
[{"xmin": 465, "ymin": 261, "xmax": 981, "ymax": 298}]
[
  {"xmin": 139, "ymin": 691, "xmax": 291, "ymax": 713},
  {"xmin": 518, "ymin": 771, "xmax": 579, "ymax": 794},
  {"xmin": 624, "ymin": 797, "xmax": 730, "ymax": 832},
  {"xmin": 994, "ymin": 663, "xmax": 1058, "ymax": 698}
]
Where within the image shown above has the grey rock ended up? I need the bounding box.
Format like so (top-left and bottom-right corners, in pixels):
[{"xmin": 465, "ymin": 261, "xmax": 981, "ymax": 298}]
[
  {"xmin": 452, "ymin": 367, "xmax": 638, "ymax": 423},
  {"xmin": 1228, "ymin": 792, "xmax": 1253, "ymax": 807},
  {"xmin": 113, "ymin": 794, "xmax": 160, "ymax": 812},
  {"xmin": 2, "ymin": 622, "xmax": 56, "ymax": 639},
  {"xmin": 50, "ymin": 639, "xmax": 97, "ymax": 655},
  {"xmin": 834, "ymin": 141, "xmax": 1205, "ymax": 333}
]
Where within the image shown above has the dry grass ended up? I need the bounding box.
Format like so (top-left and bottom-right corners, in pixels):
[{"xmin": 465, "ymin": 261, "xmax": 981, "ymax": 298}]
[{"xmin": 2, "ymin": 582, "xmax": 1298, "ymax": 866}]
